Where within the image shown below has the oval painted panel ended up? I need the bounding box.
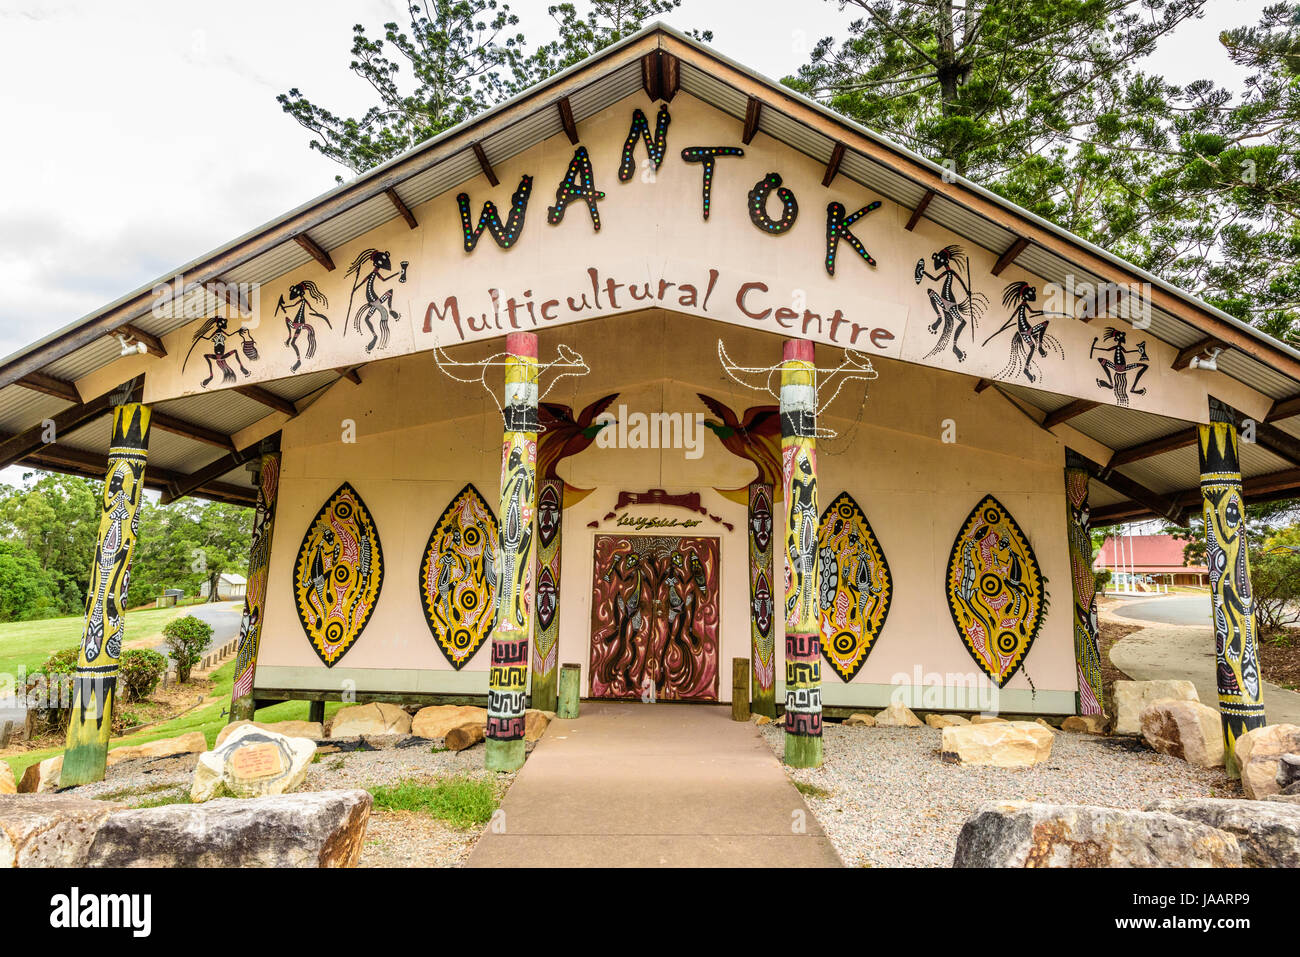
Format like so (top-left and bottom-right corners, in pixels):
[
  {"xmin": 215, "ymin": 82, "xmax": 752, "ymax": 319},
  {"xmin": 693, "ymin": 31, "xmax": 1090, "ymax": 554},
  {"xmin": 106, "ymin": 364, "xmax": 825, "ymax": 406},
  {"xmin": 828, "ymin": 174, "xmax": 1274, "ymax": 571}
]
[
  {"xmin": 944, "ymin": 495, "xmax": 1047, "ymax": 687},
  {"xmin": 292, "ymin": 482, "xmax": 384, "ymax": 668},
  {"xmin": 816, "ymin": 491, "xmax": 893, "ymax": 682},
  {"xmin": 418, "ymin": 483, "xmax": 500, "ymax": 669}
]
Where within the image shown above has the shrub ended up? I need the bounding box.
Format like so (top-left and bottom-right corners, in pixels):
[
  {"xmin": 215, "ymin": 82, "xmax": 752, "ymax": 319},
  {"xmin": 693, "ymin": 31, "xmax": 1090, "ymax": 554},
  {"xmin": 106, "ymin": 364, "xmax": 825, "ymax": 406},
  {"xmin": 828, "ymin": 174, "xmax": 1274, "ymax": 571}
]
[
  {"xmin": 162, "ymin": 615, "xmax": 212, "ymax": 683},
  {"xmin": 118, "ymin": 648, "xmax": 167, "ymax": 702},
  {"xmin": 22, "ymin": 646, "xmax": 80, "ymax": 734}
]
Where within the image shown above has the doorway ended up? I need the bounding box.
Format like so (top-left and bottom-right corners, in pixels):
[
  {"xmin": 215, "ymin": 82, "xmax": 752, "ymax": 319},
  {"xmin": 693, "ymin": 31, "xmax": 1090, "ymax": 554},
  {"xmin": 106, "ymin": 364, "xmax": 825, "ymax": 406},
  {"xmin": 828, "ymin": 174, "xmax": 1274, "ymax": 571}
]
[{"xmin": 588, "ymin": 534, "xmax": 720, "ymax": 701}]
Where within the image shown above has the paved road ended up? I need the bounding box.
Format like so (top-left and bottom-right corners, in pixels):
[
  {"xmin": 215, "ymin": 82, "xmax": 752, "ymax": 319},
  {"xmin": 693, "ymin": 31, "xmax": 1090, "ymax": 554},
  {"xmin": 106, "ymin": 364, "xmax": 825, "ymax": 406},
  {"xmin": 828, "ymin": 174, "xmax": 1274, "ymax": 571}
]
[
  {"xmin": 467, "ymin": 701, "xmax": 842, "ymax": 867},
  {"xmin": 1114, "ymin": 594, "xmax": 1212, "ymax": 627},
  {"xmin": 142, "ymin": 600, "xmax": 243, "ymax": 659}
]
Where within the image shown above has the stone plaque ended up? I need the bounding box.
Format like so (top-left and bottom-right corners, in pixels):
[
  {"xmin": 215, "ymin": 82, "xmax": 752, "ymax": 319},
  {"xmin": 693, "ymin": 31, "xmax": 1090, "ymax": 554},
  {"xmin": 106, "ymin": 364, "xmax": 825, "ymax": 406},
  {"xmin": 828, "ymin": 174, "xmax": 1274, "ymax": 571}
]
[{"xmin": 228, "ymin": 742, "xmax": 286, "ymax": 781}]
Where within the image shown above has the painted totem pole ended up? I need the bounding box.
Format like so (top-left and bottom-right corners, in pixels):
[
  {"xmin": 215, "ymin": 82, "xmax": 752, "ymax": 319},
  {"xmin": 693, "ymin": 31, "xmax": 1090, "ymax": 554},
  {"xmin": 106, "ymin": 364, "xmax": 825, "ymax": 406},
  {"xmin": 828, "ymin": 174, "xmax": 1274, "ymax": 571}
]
[
  {"xmin": 231, "ymin": 438, "xmax": 282, "ymax": 720},
  {"xmin": 61, "ymin": 384, "xmax": 152, "ymax": 786},
  {"xmin": 748, "ymin": 482, "xmax": 776, "ymax": 718},
  {"xmin": 1064, "ymin": 450, "xmax": 1104, "ymax": 715},
  {"xmin": 486, "ymin": 332, "xmax": 538, "ymax": 772},
  {"xmin": 780, "ymin": 339, "xmax": 822, "ymax": 768},
  {"xmin": 1199, "ymin": 398, "xmax": 1265, "ymax": 774},
  {"xmin": 532, "ymin": 476, "xmax": 564, "ymax": 713}
]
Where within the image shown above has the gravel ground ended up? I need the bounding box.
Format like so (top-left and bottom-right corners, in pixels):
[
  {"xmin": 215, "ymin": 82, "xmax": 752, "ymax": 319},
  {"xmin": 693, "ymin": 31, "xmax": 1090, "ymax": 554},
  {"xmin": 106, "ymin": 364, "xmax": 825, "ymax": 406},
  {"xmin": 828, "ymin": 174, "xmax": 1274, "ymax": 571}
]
[
  {"xmin": 759, "ymin": 722, "xmax": 1237, "ymax": 867},
  {"xmin": 63, "ymin": 739, "xmax": 525, "ymax": 868}
]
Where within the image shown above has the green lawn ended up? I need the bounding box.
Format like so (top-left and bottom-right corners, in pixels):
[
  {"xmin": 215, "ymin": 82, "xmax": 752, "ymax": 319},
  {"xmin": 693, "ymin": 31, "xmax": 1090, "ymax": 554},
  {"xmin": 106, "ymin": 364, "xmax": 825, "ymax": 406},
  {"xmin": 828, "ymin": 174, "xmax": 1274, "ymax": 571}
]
[
  {"xmin": 0, "ymin": 605, "xmax": 192, "ymax": 675},
  {"xmin": 2, "ymin": 659, "xmax": 345, "ymax": 783}
]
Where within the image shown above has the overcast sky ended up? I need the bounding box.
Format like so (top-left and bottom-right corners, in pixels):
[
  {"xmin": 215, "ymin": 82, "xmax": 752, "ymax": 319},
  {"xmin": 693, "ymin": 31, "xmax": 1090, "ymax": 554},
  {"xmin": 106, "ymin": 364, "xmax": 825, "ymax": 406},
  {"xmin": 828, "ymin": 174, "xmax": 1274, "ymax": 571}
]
[{"xmin": 0, "ymin": 0, "xmax": 1274, "ymax": 490}]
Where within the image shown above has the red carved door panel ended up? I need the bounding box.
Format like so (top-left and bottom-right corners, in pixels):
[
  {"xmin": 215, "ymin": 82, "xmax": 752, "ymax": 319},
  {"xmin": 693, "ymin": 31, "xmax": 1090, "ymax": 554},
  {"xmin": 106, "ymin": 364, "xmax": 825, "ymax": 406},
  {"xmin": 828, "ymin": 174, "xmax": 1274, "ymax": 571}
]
[{"xmin": 589, "ymin": 534, "xmax": 720, "ymax": 701}]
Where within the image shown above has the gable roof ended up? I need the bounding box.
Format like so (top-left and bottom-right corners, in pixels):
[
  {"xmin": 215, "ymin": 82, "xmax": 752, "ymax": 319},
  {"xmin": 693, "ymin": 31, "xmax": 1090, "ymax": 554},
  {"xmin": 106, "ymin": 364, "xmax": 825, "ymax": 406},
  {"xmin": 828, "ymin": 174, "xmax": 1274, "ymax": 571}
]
[
  {"xmin": 1095, "ymin": 534, "xmax": 1207, "ymax": 573},
  {"xmin": 1, "ymin": 23, "xmax": 1298, "ymax": 517}
]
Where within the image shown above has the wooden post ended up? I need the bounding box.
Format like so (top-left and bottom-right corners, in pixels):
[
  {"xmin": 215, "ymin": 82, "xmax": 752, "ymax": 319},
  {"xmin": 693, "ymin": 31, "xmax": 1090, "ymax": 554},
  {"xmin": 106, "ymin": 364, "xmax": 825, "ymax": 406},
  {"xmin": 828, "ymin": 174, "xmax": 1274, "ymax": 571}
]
[
  {"xmin": 780, "ymin": 339, "xmax": 823, "ymax": 768},
  {"xmin": 231, "ymin": 441, "xmax": 281, "ymax": 721},
  {"xmin": 61, "ymin": 388, "xmax": 152, "ymax": 786},
  {"xmin": 486, "ymin": 332, "xmax": 538, "ymax": 773},
  {"xmin": 748, "ymin": 482, "xmax": 777, "ymax": 718},
  {"xmin": 557, "ymin": 663, "xmax": 581, "ymax": 719},
  {"xmin": 732, "ymin": 658, "xmax": 751, "ymax": 721},
  {"xmin": 1199, "ymin": 398, "xmax": 1266, "ymax": 775},
  {"xmin": 1065, "ymin": 450, "xmax": 1104, "ymax": 715},
  {"xmin": 0, "ymin": 721, "xmax": 12, "ymax": 749},
  {"xmin": 531, "ymin": 477, "xmax": 564, "ymax": 713},
  {"xmin": 308, "ymin": 699, "xmax": 325, "ymax": 724}
]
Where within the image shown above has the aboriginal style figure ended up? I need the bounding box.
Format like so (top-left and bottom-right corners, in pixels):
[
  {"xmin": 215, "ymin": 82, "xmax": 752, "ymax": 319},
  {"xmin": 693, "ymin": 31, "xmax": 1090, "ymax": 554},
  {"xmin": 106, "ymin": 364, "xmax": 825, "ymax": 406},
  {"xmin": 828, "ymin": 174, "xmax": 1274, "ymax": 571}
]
[
  {"xmin": 231, "ymin": 447, "xmax": 281, "ymax": 717},
  {"xmin": 983, "ymin": 281, "xmax": 1066, "ymax": 384},
  {"xmin": 915, "ymin": 245, "xmax": 987, "ymax": 362},
  {"xmin": 1200, "ymin": 400, "xmax": 1266, "ymax": 771},
  {"xmin": 816, "ymin": 492, "xmax": 892, "ymax": 683},
  {"xmin": 183, "ymin": 315, "xmax": 257, "ymax": 388},
  {"xmin": 1090, "ymin": 327, "xmax": 1149, "ymax": 407},
  {"xmin": 292, "ymin": 483, "xmax": 384, "ymax": 668},
  {"xmin": 418, "ymin": 484, "xmax": 500, "ymax": 670},
  {"xmin": 62, "ymin": 393, "xmax": 151, "ymax": 786},
  {"xmin": 344, "ymin": 248, "xmax": 408, "ymax": 354},
  {"xmin": 1064, "ymin": 452, "xmax": 1103, "ymax": 715},
  {"xmin": 945, "ymin": 495, "xmax": 1047, "ymax": 687},
  {"xmin": 277, "ymin": 280, "xmax": 332, "ymax": 373}
]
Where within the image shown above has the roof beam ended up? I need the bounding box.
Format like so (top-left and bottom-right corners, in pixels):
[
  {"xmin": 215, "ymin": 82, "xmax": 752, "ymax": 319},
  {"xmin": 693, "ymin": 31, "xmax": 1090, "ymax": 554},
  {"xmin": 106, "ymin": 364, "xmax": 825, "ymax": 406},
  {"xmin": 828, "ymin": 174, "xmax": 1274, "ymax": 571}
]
[
  {"xmin": 821, "ymin": 142, "xmax": 846, "ymax": 188},
  {"xmin": 1087, "ymin": 458, "xmax": 1188, "ymax": 526},
  {"xmin": 384, "ymin": 188, "xmax": 418, "ymax": 229},
  {"xmin": 20, "ymin": 444, "xmax": 255, "ymax": 507},
  {"xmin": 1042, "ymin": 399, "xmax": 1099, "ymax": 430},
  {"xmin": 742, "ymin": 96, "xmax": 761, "ymax": 145},
  {"xmin": 233, "ymin": 385, "xmax": 297, "ymax": 417},
  {"xmin": 15, "ymin": 371, "xmax": 80, "ymax": 403},
  {"xmin": 0, "ymin": 389, "xmax": 123, "ymax": 470},
  {"xmin": 1266, "ymin": 394, "xmax": 1300, "ymax": 422},
  {"xmin": 1090, "ymin": 465, "xmax": 1300, "ymax": 526},
  {"xmin": 557, "ymin": 96, "xmax": 579, "ymax": 144},
  {"xmin": 149, "ymin": 411, "xmax": 236, "ymax": 451},
  {"xmin": 159, "ymin": 439, "xmax": 267, "ymax": 505},
  {"xmin": 973, "ymin": 377, "xmax": 993, "ymax": 393},
  {"xmin": 1171, "ymin": 336, "xmax": 1228, "ymax": 372},
  {"xmin": 905, "ymin": 190, "xmax": 934, "ymax": 231},
  {"xmin": 1108, "ymin": 428, "xmax": 1198, "ymax": 467},
  {"xmin": 640, "ymin": 50, "xmax": 679, "ymax": 102},
  {"xmin": 293, "ymin": 233, "xmax": 335, "ymax": 272},
  {"xmin": 334, "ymin": 366, "xmax": 362, "ymax": 385},
  {"xmin": 471, "ymin": 142, "xmax": 499, "ymax": 187},
  {"xmin": 991, "ymin": 236, "xmax": 1030, "ymax": 277}
]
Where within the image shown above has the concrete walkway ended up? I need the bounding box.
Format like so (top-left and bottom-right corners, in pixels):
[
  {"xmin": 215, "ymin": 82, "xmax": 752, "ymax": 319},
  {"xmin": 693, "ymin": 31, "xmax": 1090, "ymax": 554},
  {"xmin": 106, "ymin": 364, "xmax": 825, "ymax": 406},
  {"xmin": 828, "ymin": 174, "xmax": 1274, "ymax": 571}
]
[
  {"xmin": 1107, "ymin": 607, "xmax": 1300, "ymax": 726},
  {"xmin": 467, "ymin": 702, "xmax": 842, "ymax": 868}
]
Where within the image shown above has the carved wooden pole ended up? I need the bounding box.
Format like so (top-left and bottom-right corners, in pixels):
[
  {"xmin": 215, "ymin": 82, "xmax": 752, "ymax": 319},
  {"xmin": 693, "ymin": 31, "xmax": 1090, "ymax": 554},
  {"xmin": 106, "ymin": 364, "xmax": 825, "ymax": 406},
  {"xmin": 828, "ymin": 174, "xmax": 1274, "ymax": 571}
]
[
  {"xmin": 230, "ymin": 437, "xmax": 282, "ymax": 721},
  {"xmin": 748, "ymin": 481, "xmax": 777, "ymax": 718},
  {"xmin": 487, "ymin": 332, "xmax": 538, "ymax": 772},
  {"xmin": 780, "ymin": 339, "xmax": 822, "ymax": 768},
  {"xmin": 61, "ymin": 385, "xmax": 151, "ymax": 786},
  {"xmin": 1064, "ymin": 450, "xmax": 1104, "ymax": 715},
  {"xmin": 1199, "ymin": 398, "xmax": 1266, "ymax": 775},
  {"xmin": 531, "ymin": 476, "xmax": 564, "ymax": 714}
]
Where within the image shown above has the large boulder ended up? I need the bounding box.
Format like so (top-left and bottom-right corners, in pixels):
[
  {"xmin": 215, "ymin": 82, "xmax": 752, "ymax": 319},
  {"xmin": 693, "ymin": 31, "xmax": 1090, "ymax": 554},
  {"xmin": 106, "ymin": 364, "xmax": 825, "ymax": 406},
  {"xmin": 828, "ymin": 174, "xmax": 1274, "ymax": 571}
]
[
  {"xmin": 87, "ymin": 790, "xmax": 372, "ymax": 868},
  {"xmin": 1147, "ymin": 798, "xmax": 1300, "ymax": 868},
  {"xmin": 844, "ymin": 713, "xmax": 876, "ymax": 727},
  {"xmin": 875, "ymin": 701, "xmax": 922, "ymax": 727},
  {"xmin": 1139, "ymin": 699, "xmax": 1225, "ymax": 768},
  {"xmin": 106, "ymin": 732, "xmax": 208, "ymax": 768},
  {"xmin": 1265, "ymin": 794, "xmax": 1300, "ymax": 805},
  {"xmin": 329, "ymin": 702, "xmax": 411, "ymax": 738},
  {"xmin": 216, "ymin": 720, "xmax": 324, "ymax": 747},
  {"xmin": 953, "ymin": 801, "xmax": 1241, "ymax": 868},
  {"xmin": 412, "ymin": 705, "xmax": 488, "ymax": 739},
  {"xmin": 940, "ymin": 721, "xmax": 1054, "ymax": 768},
  {"xmin": 1112, "ymin": 679, "xmax": 1198, "ymax": 735},
  {"xmin": 18, "ymin": 755, "xmax": 62, "ymax": 793},
  {"xmin": 0, "ymin": 762, "xmax": 14, "ymax": 795},
  {"xmin": 0, "ymin": 794, "xmax": 123, "ymax": 867},
  {"xmin": 1061, "ymin": 714, "xmax": 1107, "ymax": 735},
  {"xmin": 190, "ymin": 724, "xmax": 316, "ymax": 803},
  {"xmin": 524, "ymin": 709, "xmax": 553, "ymax": 743},
  {"xmin": 1234, "ymin": 724, "xmax": 1300, "ymax": 800}
]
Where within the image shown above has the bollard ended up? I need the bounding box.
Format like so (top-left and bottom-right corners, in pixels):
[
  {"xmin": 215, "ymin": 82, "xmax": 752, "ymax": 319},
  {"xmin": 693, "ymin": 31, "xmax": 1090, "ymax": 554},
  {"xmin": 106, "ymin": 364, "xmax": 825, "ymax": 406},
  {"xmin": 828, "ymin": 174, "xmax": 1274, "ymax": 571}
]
[
  {"xmin": 0, "ymin": 720, "xmax": 12, "ymax": 749},
  {"xmin": 732, "ymin": 658, "xmax": 751, "ymax": 721},
  {"xmin": 309, "ymin": 699, "xmax": 325, "ymax": 724},
  {"xmin": 557, "ymin": 663, "xmax": 581, "ymax": 719}
]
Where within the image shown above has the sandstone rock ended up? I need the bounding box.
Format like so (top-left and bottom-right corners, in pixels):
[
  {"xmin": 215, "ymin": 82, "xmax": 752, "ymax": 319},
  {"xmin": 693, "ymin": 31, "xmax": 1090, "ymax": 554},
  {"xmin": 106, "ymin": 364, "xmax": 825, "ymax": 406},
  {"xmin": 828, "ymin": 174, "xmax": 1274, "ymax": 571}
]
[
  {"xmin": 0, "ymin": 794, "xmax": 123, "ymax": 867},
  {"xmin": 1234, "ymin": 724, "xmax": 1300, "ymax": 800},
  {"xmin": 329, "ymin": 702, "xmax": 411, "ymax": 738},
  {"xmin": 190, "ymin": 724, "xmax": 316, "ymax": 803},
  {"xmin": 875, "ymin": 702, "xmax": 922, "ymax": 727},
  {"xmin": 445, "ymin": 722, "xmax": 486, "ymax": 752},
  {"xmin": 0, "ymin": 763, "xmax": 14, "ymax": 795},
  {"xmin": 1034, "ymin": 718, "xmax": 1057, "ymax": 733},
  {"xmin": 1062, "ymin": 714, "xmax": 1108, "ymax": 735},
  {"xmin": 524, "ymin": 709, "xmax": 553, "ymax": 743},
  {"xmin": 1139, "ymin": 699, "xmax": 1225, "ymax": 768},
  {"xmin": 844, "ymin": 713, "xmax": 877, "ymax": 727},
  {"xmin": 941, "ymin": 721, "xmax": 1054, "ymax": 768},
  {"xmin": 750, "ymin": 714, "xmax": 772, "ymax": 726},
  {"xmin": 970, "ymin": 715, "xmax": 1007, "ymax": 725},
  {"xmin": 18, "ymin": 755, "xmax": 62, "ymax": 793},
  {"xmin": 411, "ymin": 705, "xmax": 488, "ymax": 739},
  {"xmin": 1147, "ymin": 798, "xmax": 1300, "ymax": 868},
  {"xmin": 926, "ymin": 713, "xmax": 969, "ymax": 729},
  {"xmin": 216, "ymin": 720, "xmax": 325, "ymax": 747},
  {"xmin": 1264, "ymin": 793, "xmax": 1300, "ymax": 804},
  {"xmin": 106, "ymin": 731, "xmax": 208, "ymax": 768},
  {"xmin": 954, "ymin": 801, "xmax": 1241, "ymax": 867},
  {"xmin": 88, "ymin": 790, "xmax": 372, "ymax": 868},
  {"xmin": 1112, "ymin": 679, "xmax": 1198, "ymax": 735}
]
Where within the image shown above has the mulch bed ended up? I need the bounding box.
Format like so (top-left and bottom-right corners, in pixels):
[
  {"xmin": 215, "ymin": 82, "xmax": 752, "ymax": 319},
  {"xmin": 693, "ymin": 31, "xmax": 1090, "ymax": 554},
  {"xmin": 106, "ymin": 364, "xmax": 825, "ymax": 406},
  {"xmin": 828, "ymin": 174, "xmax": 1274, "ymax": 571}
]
[
  {"xmin": 1258, "ymin": 630, "xmax": 1300, "ymax": 690},
  {"xmin": 1098, "ymin": 619, "xmax": 1143, "ymax": 707}
]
